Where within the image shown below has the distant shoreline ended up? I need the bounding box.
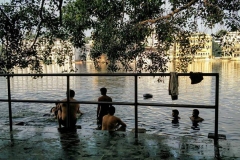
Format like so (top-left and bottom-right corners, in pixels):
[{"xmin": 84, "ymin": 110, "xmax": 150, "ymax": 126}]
[{"xmin": 74, "ymin": 57, "xmax": 240, "ymax": 64}]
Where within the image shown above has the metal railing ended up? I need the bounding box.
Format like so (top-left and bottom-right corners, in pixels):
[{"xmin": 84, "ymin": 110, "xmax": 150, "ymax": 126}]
[{"xmin": 0, "ymin": 73, "xmax": 219, "ymax": 144}]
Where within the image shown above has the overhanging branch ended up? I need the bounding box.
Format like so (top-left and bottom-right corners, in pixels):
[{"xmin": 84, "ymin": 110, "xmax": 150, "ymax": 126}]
[
  {"xmin": 139, "ymin": 0, "xmax": 199, "ymax": 25},
  {"xmin": 59, "ymin": 0, "xmax": 63, "ymax": 25},
  {"xmin": 30, "ymin": 0, "xmax": 45, "ymax": 49},
  {"xmin": 0, "ymin": 6, "xmax": 12, "ymax": 25}
]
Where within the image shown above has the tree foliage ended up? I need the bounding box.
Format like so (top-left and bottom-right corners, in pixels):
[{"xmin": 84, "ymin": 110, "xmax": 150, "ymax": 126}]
[
  {"xmin": 66, "ymin": 0, "xmax": 240, "ymax": 72},
  {"xmin": 0, "ymin": 0, "xmax": 239, "ymax": 74},
  {"xmin": 0, "ymin": 0, "xmax": 77, "ymax": 74}
]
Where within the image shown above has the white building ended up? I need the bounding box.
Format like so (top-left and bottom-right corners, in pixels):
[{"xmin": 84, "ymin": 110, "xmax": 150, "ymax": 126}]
[
  {"xmin": 221, "ymin": 31, "xmax": 240, "ymax": 60},
  {"xmin": 74, "ymin": 40, "xmax": 93, "ymax": 62},
  {"xmin": 146, "ymin": 31, "xmax": 213, "ymax": 60}
]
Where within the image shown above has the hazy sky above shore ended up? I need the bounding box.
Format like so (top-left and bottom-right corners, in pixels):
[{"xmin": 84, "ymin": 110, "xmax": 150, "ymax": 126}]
[
  {"xmin": 1, "ymin": 0, "xmax": 238, "ymax": 35},
  {"xmin": 0, "ymin": 0, "xmax": 8, "ymax": 3}
]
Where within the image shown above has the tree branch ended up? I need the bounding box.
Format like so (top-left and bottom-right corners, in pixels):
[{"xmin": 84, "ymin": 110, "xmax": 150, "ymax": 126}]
[
  {"xmin": 0, "ymin": 6, "xmax": 12, "ymax": 25},
  {"xmin": 30, "ymin": 0, "xmax": 45, "ymax": 49},
  {"xmin": 59, "ymin": 0, "xmax": 63, "ymax": 25},
  {"xmin": 139, "ymin": 0, "xmax": 199, "ymax": 25},
  {"xmin": 203, "ymin": 0, "xmax": 221, "ymax": 10}
]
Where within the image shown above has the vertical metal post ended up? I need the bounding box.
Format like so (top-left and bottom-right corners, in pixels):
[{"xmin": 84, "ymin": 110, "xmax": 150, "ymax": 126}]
[
  {"xmin": 7, "ymin": 75, "xmax": 13, "ymax": 131},
  {"xmin": 134, "ymin": 75, "xmax": 138, "ymax": 139},
  {"xmin": 214, "ymin": 74, "xmax": 219, "ymax": 144},
  {"xmin": 67, "ymin": 75, "xmax": 70, "ymax": 128}
]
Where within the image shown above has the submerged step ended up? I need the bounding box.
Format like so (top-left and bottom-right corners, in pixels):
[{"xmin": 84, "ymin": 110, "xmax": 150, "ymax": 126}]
[{"xmin": 208, "ymin": 133, "xmax": 226, "ymax": 140}]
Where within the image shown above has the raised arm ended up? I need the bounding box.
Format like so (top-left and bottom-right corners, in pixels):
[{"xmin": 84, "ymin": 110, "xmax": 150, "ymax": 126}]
[
  {"xmin": 115, "ymin": 118, "xmax": 127, "ymax": 131},
  {"xmin": 77, "ymin": 103, "xmax": 83, "ymax": 114}
]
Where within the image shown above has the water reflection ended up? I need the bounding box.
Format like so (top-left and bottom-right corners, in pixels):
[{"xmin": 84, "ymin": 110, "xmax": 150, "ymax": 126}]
[{"xmin": 59, "ymin": 130, "xmax": 81, "ymax": 159}]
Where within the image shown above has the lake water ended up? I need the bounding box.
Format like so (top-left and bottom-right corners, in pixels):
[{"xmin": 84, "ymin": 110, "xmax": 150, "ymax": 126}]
[{"xmin": 0, "ymin": 60, "xmax": 239, "ymax": 140}]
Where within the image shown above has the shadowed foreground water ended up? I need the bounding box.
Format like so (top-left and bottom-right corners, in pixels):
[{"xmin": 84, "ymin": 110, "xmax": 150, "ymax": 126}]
[
  {"xmin": 0, "ymin": 60, "xmax": 239, "ymax": 140},
  {"xmin": 1, "ymin": 125, "xmax": 238, "ymax": 159}
]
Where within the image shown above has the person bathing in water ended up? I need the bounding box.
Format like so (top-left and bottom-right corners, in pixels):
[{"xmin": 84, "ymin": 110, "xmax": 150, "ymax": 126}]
[
  {"xmin": 50, "ymin": 102, "xmax": 83, "ymax": 119},
  {"xmin": 57, "ymin": 89, "xmax": 83, "ymax": 129},
  {"xmin": 190, "ymin": 109, "xmax": 204, "ymax": 127},
  {"xmin": 50, "ymin": 101, "xmax": 60, "ymax": 118},
  {"xmin": 102, "ymin": 106, "xmax": 126, "ymax": 131},
  {"xmin": 97, "ymin": 87, "xmax": 112, "ymax": 130},
  {"xmin": 172, "ymin": 109, "xmax": 180, "ymax": 124}
]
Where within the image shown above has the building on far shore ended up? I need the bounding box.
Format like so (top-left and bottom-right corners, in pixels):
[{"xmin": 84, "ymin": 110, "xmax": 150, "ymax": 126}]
[
  {"xmin": 74, "ymin": 40, "xmax": 93, "ymax": 62},
  {"xmin": 72, "ymin": 31, "xmax": 240, "ymax": 63},
  {"xmin": 146, "ymin": 32, "xmax": 213, "ymax": 60},
  {"xmin": 220, "ymin": 31, "xmax": 240, "ymax": 60},
  {"xmin": 145, "ymin": 30, "xmax": 240, "ymax": 61},
  {"xmin": 174, "ymin": 33, "xmax": 213, "ymax": 60}
]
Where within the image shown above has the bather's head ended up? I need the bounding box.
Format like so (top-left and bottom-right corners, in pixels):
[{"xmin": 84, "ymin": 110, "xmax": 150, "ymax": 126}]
[
  {"xmin": 66, "ymin": 89, "xmax": 75, "ymax": 98},
  {"xmin": 172, "ymin": 109, "xmax": 179, "ymax": 117},
  {"xmin": 192, "ymin": 109, "xmax": 199, "ymax": 117},
  {"xmin": 109, "ymin": 106, "xmax": 115, "ymax": 115},
  {"xmin": 100, "ymin": 87, "xmax": 107, "ymax": 95}
]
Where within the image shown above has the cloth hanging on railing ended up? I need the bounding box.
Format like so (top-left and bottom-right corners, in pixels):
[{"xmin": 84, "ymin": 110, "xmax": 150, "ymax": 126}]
[
  {"xmin": 189, "ymin": 72, "xmax": 203, "ymax": 84},
  {"xmin": 168, "ymin": 72, "xmax": 178, "ymax": 100}
]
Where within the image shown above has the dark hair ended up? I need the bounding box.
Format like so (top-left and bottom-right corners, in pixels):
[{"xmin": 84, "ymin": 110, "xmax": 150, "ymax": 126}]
[
  {"xmin": 66, "ymin": 89, "xmax": 75, "ymax": 98},
  {"xmin": 100, "ymin": 87, "xmax": 107, "ymax": 95},
  {"xmin": 172, "ymin": 109, "xmax": 179, "ymax": 115},
  {"xmin": 193, "ymin": 109, "xmax": 199, "ymax": 116},
  {"xmin": 55, "ymin": 100, "xmax": 60, "ymax": 106},
  {"xmin": 109, "ymin": 106, "xmax": 115, "ymax": 115}
]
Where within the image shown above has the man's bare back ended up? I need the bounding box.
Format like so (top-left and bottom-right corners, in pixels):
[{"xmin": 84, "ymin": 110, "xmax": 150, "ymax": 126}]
[
  {"xmin": 59, "ymin": 98, "xmax": 80, "ymax": 121},
  {"xmin": 102, "ymin": 106, "xmax": 126, "ymax": 131},
  {"xmin": 57, "ymin": 90, "xmax": 82, "ymax": 128}
]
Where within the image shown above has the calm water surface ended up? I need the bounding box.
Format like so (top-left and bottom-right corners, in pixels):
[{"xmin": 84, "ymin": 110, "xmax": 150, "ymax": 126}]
[{"xmin": 0, "ymin": 60, "xmax": 239, "ymax": 140}]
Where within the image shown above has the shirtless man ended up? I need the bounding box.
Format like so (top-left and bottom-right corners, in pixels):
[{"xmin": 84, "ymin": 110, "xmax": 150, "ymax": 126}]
[
  {"xmin": 57, "ymin": 89, "xmax": 82, "ymax": 129},
  {"xmin": 102, "ymin": 106, "xmax": 126, "ymax": 131},
  {"xmin": 97, "ymin": 87, "xmax": 112, "ymax": 130},
  {"xmin": 190, "ymin": 109, "xmax": 204, "ymax": 126}
]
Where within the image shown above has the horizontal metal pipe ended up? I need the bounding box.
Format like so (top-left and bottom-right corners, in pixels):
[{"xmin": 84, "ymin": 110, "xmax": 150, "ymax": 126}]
[
  {"xmin": 0, "ymin": 99, "xmax": 215, "ymax": 108},
  {"xmin": 0, "ymin": 73, "xmax": 218, "ymax": 77},
  {"xmin": 138, "ymin": 103, "xmax": 215, "ymax": 108}
]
